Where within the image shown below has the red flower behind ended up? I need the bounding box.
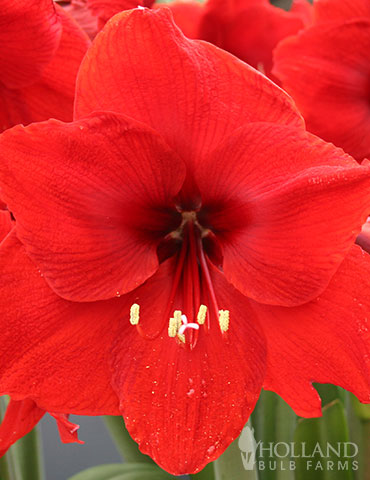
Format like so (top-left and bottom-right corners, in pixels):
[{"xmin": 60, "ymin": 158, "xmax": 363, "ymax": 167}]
[
  {"xmin": 0, "ymin": 0, "xmax": 90, "ymax": 132},
  {"xmin": 0, "ymin": 9, "xmax": 370, "ymax": 475},
  {"xmin": 273, "ymin": 0, "xmax": 370, "ymax": 161},
  {"xmin": 59, "ymin": 0, "xmax": 311, "ymax": 82},
  {"xmin": 198, "ymin": 0, "xmax": 312, "ymax": 80}
]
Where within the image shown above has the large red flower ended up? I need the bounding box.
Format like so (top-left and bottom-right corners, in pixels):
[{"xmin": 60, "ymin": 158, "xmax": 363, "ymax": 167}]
[
  {"xmin": 273, "ymin": 0, "xmax": 370, "ymax": 161},
  {"xmin": 0, "ymin": 8, "xmax": 370, "ymax": 475},
  {"xmin": 0, "ymin": 0, "xmax": 90, "ymax": 132}
]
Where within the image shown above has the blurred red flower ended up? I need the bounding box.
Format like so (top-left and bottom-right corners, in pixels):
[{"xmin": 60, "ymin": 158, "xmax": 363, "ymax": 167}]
[
  {"xmin": 0, "ymin": 0, "xmax": 90, "ymax": 132},
  {"xmin": 196, "ymin": 0, "xmax": 312, "ymax": 80},
  {"xmin": 0, "ymin": 9, "xmax": 370, "ymax": 475},
  {"xmin": 60, "ymin": 0, "xmax": 311, "ymax": 81},
  {"xmin": 273, "ymin": 0, "xmax": 370, "ymax": 161}
]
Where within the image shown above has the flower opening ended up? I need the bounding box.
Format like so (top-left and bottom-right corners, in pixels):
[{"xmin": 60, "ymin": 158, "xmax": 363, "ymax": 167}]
[{"xmin": 130, "ymin": 209, "xmax": 230, "ymax": 349}]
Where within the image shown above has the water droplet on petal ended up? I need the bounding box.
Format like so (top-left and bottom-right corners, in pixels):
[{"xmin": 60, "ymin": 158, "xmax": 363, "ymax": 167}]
[
  {"xmin": 207, "ymin": 446, "xmax": 215, "ymax": 456},
  {"xmin": 187, "ymin": 388, "xmax": 195, "ymax": 398}
]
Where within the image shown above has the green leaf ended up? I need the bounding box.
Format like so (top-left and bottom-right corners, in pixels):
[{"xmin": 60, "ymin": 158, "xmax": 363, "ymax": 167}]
[
  {"xmin": 347, "ymin": 394, "xmax": 370, "ymax": 479},
  {"xmin": 103, "ymin": 416, "xmax": 154, "ymax": 464},
  {"xmin": 314, "ymin": 384, "xmax": 347, "ymax": 407},
  {"xmin": 251, "ymin": 390, "xmax": 296, "ymax": 480},
  {"xmin": 349, "ymin": 394, "xmax": 370, "ymax": 421},
  {"xmin": 0, "ymin": 396, "xmax": 44, "ymax": 480},
  {"xmin": 108, "ymin": 472, "xmax": 176, "ymax": 480},
  {"xmin": 13, "ymin": 426, "xmax": 44, "ymax": 480},
  {"xmin": 293, "ymin": 400, "xmax": 355, "ymax": 480},
  {"xmin": 68, "ymin": 463, "xmax": 176, "ymax": 480},
  {"xmin": 190, "ymin": 463, "xmax": 215, "ymax": 480}
]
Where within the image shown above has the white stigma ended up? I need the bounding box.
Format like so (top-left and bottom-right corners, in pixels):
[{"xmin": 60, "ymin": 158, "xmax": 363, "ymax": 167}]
[{"xmin": 178, "ymin": 314, "xmax": 199, "ymax": 335}]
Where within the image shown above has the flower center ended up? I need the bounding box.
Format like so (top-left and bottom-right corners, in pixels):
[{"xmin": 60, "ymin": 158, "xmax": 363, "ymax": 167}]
[{"xmin": 129, "ymin": 211, "xmax": 229, "ymax": 350}]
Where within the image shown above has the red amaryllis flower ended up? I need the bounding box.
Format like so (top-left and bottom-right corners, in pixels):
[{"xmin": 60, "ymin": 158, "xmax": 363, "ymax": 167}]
[
  {"xmin": 56, "ymin": 0, "xmax": 99, "ymax": 39},
  {"xmin": 1, "ymin": 8, "xmax": 370, "ymax": 474},
  {"xmin": 273, "ymin": 0, "xmax": 370, "ymax": 161},
  {"xmin": 0, "ymin": 0, "xmax": 90, "ymax": 132}
]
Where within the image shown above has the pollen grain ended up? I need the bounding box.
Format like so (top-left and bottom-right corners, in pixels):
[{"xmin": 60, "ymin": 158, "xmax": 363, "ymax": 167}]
[
  {"xmin": 197, "ymin": 304, "xmax": 207, "ymax": 325},
  {"xmin": 130, "ymin": 303, "xmax": 140, "ymax": 325},
  {"xmin": 168, "ymin": 317, "xmax": 178, "ymax": 338},
  {"xmin": 218, "ymin": 309, "xmax": 230, "ymax": 332}
]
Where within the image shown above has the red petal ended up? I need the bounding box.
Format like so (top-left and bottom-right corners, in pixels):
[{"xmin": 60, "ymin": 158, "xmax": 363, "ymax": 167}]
[
  {"xmin": 0, "ymin": 6, "xmax": 90, "ymax": 132},
  {"xmin": 273, "ymin": 21, "xmax": 370, "ymax": 160},
  {"xmin": 196, "ymin": 123, "xmax": 370, "ymax": 306},
  {"xmin": 0, "ymin": 211, "xmax": 12, "ymax": 243},
  {"xmin": 50, "ymin": 414, "xmax": 84, "ymax": 444},
  {"xmin": 155, "ymin": 1, "xmax": 204, "ymax": 39},
  {"xmin": 64, "ymin": 0, "xmax": 98, "ymax": 39},
  {"xmin": 252, "ymin": 246, "xmax": 370, "ymax": 417},
  {"xmin": 314, "ymin": 0, "xmax": 370, "ymax": 23},
  {"xmin": 0, "ymin": 399, "xmax": 45, "ymax": 456},
  {"xmin": 0, "ymin": 0, "xmax": 62, "ymax": 89},
  {"xmin": 87, "ymin": 0, "xmax": 155, "ymax": 26},
  {"xmin": 0, "ymin": 113, "xmax": 185, "ymax": 301},
  {"xmin": 200, "ymin": 1, "xmax": 307, "ymax": 78},
  {"xmin": 290, "ymin": 0, "xmax": 313, "ymax": 25},
  {"xmin": 75, "ymin": 8, "xmax": 303, "ymax": 169},
  {"xmin": 0, "ymin": 232, "xmax": 120, "ymax": 414},
  {"xmin": 110, "ymin": 258, "xmax": 266, "ymax": 474}
]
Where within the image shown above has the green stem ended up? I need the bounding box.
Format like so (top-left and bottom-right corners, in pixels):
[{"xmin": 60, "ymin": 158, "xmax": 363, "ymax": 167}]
[
  {"xmin": 0, "ymin": 397, "xmax": 22, "ymax": 480},
  {"xmin": 190, "ymin": 462, "xmax": 215, "ymax": 480},
  {"xmin": 103, "ymin": 415, "xmax": 154, "ymax": 464},
  {"xmin": 252, "ymin": 390, "xmax": 296, "ymax": 480},
  {"xmin": 15, "ymin": 426, "xmax": 44, "ymax": 480},
  {"xmin": 360, "ymin": 421, "xmax": 370, "ymax": 480},
  {"xmin": 347, "ymin": 395, "xmax": 370, "ymax": 480},
  {"xmin": 214, "ymin": 421, "xmax": 258, "ymax": 480}
]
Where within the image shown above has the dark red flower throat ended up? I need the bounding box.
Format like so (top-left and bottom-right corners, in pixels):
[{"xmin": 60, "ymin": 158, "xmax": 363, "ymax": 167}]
[{"xmin": 130, "ymin": 204, "xmax": 229, "ymax": 351}]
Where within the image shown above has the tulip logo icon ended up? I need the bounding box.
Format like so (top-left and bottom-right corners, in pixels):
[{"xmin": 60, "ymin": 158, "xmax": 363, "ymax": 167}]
[{"xmin": 238, "ymin": 425, "xmax": 257, "ymax": 470}]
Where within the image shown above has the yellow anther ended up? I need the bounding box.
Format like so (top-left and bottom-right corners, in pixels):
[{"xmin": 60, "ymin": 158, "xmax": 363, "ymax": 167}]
[
  {"xmin": 197, "ymin": 305, "xmax": 207, "ymax": 325},
  {"xmin": 168, "ymin": 318, "xmax": 178, "ymax": 338},
  {"xmin": 130, "ymin": 303, "xmax": 140, "ymax": 325},
  {"xmin": 177, "ymin": 333, "xmax": 186, "ymax": 343},
  {"xmin": 174, "ymin": 310, "xmax": 182, "ymax": 329},
  {"xmin": 219, "ymin": 310, "xmax": 230, "ymax": 332}
]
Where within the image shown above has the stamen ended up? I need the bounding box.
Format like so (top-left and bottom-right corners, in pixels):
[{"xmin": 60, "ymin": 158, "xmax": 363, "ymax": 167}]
[
  {"xmin": 174, "ymin": 310, "xmax": 183, "ymax": 329},
  {"xmin": 196, "ymin": 235, "xmax": 220, "ymax": 320},
  {"xmin": 130, "ymin": 303, "xmax": 140, "ymax": 325},
  {"xmin": 197, "ymin": 305, "xmax": 207, "ymax": 325},
  {"xmin": 219, "ymin": 310, "xmax": 230, "ymax": 332},
  {"xmin": 177, "ymin": 333, "xmax": 186, "ymax": 343},
  {"xmin": 168, "ymin": 318, "xmax": 178, "ymax": 338}
]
